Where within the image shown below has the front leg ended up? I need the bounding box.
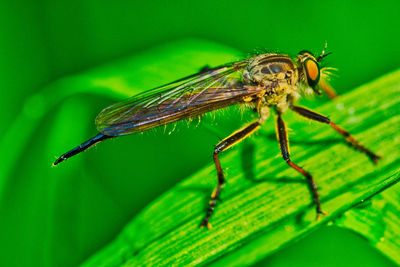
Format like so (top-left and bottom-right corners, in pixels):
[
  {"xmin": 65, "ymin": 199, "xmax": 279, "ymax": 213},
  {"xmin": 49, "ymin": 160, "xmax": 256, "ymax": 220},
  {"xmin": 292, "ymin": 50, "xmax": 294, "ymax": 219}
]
[{"xmin": 290, "ymin": 105, "xmax": 381, "ymax": 164}]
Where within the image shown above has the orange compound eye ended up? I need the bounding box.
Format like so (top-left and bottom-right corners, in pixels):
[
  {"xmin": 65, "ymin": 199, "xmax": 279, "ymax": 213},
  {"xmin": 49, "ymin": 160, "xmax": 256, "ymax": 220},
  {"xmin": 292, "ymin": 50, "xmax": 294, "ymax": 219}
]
[{"xmin": 304, "ymin": 58, "xmax": 320, "ymax": 87}]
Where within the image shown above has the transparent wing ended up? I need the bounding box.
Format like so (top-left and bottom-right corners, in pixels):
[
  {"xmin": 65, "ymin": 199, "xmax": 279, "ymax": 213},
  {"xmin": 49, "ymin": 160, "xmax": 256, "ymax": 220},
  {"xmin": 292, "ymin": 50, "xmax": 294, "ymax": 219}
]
[{"xmin": 96, "ymin": 60, "xmax": 262, "ymax": 136}]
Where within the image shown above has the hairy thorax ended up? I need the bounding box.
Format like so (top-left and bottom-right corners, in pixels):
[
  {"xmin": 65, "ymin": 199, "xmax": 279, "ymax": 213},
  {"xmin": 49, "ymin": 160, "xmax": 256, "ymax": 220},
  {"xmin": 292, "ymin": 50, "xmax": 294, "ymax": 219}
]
[{"xmin": 243, "ymin": 53, "xmax": 300, "ymax": 107}]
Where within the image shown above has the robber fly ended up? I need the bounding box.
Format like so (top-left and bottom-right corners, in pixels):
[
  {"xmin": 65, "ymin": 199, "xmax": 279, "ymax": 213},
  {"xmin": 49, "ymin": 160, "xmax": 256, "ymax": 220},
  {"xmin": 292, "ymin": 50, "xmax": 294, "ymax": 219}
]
[{"xmin": 54, "ymin": 49, "xmax": 380, "ymax": 229}]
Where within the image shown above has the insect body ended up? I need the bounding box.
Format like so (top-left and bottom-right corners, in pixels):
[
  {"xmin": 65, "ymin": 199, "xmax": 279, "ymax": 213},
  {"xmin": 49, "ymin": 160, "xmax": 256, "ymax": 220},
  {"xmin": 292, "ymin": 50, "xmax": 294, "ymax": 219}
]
[{"xmin": 54, "ymin": 49, "xmax": 380, "ymax": 229}]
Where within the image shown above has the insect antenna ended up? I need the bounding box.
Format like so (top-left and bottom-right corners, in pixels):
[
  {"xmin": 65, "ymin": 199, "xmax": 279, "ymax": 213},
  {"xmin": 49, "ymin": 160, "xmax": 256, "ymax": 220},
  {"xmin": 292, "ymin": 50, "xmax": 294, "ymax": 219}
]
[{"xmin": 317, "ymin": 42, "xmax": 332, "ymax": 62}]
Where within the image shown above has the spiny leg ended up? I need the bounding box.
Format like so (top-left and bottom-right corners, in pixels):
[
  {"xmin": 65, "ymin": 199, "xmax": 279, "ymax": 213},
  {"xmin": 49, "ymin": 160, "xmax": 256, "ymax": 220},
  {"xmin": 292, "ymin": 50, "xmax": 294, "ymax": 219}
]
[
  {"xmin": 200, "ymin": 107, "xmax": 269, "ymax": 229},
  {"xmin": 290, "ymin": 105, "xmax": 381, "ymax": 164},
  {"xmin": 276, "ymin": 112, "xmax": 325, "ymax": 218}
]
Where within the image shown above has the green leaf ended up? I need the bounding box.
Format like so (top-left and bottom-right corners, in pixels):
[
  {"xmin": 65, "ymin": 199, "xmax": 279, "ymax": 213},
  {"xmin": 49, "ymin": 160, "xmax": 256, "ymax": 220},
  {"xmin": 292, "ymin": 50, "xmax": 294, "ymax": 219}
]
[
  {"xmin": 0, "ymin": 39, "xmax": 246, "ymax": 267},
  {"xmin": 337, "ymin": 183, "xmax": 400, "ymax": 264},
  {"xmin": 0, "ymin": 39, "xmax": 242, "ymax": 194},
  {"xmin": 77, "ymin": 54, "xmax": 400, "ymax": 265},
  {"xmin": 4, "ymin": 39, "xmax": 399, "ymax": 266}
]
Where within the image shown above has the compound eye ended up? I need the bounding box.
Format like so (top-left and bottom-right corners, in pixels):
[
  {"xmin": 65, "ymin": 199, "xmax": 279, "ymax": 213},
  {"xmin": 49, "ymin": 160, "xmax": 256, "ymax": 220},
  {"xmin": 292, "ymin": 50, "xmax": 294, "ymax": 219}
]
[{"xmin": 304, "ymin": 58, "xmax": 320, "ymax": 87}]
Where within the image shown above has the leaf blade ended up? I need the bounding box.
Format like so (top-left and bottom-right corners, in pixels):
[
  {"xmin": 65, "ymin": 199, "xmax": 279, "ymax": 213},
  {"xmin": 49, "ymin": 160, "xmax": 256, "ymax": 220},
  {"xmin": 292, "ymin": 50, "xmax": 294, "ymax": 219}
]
[{"xmin": 82, "ymin": 66, "xmax": 400, "ymax": 266}]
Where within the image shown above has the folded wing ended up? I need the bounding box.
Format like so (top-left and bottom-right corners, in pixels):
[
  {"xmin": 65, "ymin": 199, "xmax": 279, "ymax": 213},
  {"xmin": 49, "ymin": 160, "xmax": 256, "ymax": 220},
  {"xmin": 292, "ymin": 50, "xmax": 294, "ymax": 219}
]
[{"xmin": 96, "ymin": 60, "xmax": 263, "ymax": 136}]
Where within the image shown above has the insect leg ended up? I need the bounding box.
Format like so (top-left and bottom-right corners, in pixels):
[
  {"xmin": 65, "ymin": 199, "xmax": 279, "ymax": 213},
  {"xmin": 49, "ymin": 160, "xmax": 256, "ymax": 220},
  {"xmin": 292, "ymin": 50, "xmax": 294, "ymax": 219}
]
[
  {"xmin": 276, "ymin": 112, "xmax": 325, "ymax": 218},
  {"xmin": 200, "ymin": 107, "xmax": 269, "ymax": 229},
  {"xmin": 53, "ymin": 133, "xmax": 113, "ymax": 166},
  {"xmin": 290, "ymin": 105, "xmax": 381, "ymax": 164},
  {"xmin": 200, "ymin": 65, "xmax": 212, "ymax": 73}
]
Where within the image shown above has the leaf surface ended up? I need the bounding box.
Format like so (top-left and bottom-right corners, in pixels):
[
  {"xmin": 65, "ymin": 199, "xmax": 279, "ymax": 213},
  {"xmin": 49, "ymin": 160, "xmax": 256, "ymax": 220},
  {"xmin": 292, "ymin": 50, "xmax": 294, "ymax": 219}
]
[{"xmin": 79, "ymin": 54, "xmax": 400, "ymax": 266}]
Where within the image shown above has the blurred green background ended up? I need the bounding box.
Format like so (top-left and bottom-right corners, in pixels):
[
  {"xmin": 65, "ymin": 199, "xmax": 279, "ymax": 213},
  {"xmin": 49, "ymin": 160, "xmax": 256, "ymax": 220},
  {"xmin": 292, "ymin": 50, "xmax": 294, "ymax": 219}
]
[{"xmin": 0, "ymin": 0, "xmax": 399, "ymax": 266}]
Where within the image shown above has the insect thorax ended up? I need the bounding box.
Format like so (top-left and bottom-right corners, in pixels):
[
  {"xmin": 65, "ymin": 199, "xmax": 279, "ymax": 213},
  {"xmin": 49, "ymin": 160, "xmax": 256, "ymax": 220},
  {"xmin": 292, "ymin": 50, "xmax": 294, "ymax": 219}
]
[{"xmin": 243, "ymin": 54, "xmax": 299, "ymax": 103}]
